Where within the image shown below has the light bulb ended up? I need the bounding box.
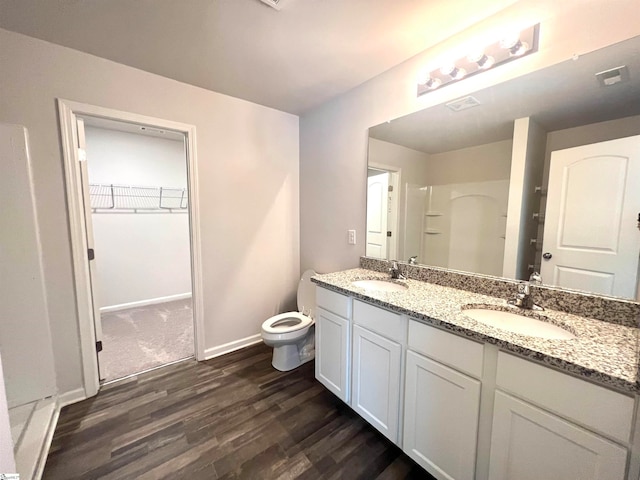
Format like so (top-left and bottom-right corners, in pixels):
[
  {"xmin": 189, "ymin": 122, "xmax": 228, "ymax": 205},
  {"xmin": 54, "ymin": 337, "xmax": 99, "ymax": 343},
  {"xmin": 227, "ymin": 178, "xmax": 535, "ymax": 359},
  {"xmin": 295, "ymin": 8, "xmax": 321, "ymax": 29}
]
[
  {"xmin": 477, "ymin": 55, "xmax": 495, "ymax": 69},
  {"xmin": 467, "ymin": 50, "xmax": 486, "ymax": 63},
  {"xmin": 417, "ymin": 69, "xmax": 431, "ymax": 85},
  {"xmin": 510, "ymin": 41, "xmax": 529, "ymax": 56},
  {"xmin": 440, "ymin": 64, "xmax": 466, "ymax": 80},
  {"xmin": 439, "ymin": 64, "xmax": 456, "ymax": 76},
  {"xmin": 425, "ymin": 77, "xmax": 442, "ymax": 90},
  {"xmin": 499, "ymin": 33, "xmax": 521, "ymax": 49}
]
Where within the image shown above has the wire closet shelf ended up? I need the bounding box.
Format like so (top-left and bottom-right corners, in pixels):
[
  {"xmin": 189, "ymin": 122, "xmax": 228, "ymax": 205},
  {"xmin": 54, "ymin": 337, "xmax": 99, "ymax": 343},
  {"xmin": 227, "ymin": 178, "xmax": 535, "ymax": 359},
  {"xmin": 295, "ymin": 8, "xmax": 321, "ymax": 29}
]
[{"xmin": 89, "ymin": 183, "xmax": 189, "ymax": 212}]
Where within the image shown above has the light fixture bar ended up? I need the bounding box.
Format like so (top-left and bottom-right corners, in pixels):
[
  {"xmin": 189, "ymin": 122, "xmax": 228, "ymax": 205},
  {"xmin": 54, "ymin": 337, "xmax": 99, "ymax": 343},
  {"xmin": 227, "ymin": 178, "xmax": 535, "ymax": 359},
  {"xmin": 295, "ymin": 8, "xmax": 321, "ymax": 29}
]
[{"xmin": 417, "ymin": 23, "xmax": 540, "ymax": 97}]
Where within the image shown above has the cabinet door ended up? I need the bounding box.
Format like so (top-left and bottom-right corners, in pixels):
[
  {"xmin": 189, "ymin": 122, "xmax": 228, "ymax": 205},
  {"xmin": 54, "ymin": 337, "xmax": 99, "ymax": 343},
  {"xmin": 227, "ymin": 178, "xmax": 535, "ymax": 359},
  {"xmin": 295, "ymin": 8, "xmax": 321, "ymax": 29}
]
[
  {"xmin": 315, "ymin": 307, "xmax": 350, "ymax": 402},
  {"xmin": 352, "ymin": 325, "xmax": 402, "ymax": 444},
  {"xmin": 403, "ymin": 350, "xmax": 480, "ymax": 480},
  {"xmin": 489, "ymin": 391, "xmax": 627, "ymax": 480}
]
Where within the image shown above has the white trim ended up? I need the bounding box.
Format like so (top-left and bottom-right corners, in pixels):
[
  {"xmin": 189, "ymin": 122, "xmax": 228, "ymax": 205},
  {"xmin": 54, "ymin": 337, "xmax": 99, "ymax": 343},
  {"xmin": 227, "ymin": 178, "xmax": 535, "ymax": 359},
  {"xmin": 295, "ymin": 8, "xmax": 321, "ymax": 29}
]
[
  {"xmin": 14, "ymin": 397, "xmax": 57, "ymax": 480},
  {"xmin": 204, "ymin": 334, "xmax": 263, "ymax": 360},
  {"xmin": 57, "ymin": 388, "xmax": 87, "ymax": 409},
  {"xmin": 100, "ymin": 356, "xmax": 194, "ymax": 386},
  {"xmin": 57, "ymin": 99, "xmax": 206, "ymax": 401},
  {"xmin": 100, "ymin": 292, "xmax": 192, "ymax": 313}
]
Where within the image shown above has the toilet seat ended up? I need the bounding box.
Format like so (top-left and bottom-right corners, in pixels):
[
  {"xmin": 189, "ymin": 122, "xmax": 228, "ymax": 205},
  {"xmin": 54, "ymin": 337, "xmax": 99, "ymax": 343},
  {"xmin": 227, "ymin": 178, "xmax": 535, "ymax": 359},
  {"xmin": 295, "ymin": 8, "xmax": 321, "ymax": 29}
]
[{"xmin": 262, "ymin": 312, "xmax": 313, "ymax": 334}]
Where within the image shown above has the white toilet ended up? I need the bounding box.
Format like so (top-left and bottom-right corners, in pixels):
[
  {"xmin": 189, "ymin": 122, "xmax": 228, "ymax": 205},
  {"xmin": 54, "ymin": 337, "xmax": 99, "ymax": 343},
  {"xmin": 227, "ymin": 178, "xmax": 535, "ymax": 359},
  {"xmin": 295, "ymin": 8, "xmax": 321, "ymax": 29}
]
[{"xmin": 261, "ymin": 269, "xmax": 316, "ymax": 371}]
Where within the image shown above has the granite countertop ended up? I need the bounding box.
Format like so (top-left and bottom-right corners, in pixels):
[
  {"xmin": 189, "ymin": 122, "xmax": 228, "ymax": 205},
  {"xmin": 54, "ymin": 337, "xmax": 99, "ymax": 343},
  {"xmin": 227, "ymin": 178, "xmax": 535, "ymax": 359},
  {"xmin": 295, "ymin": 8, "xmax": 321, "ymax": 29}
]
[{"xmin": 312, "ymin": 268, "xmax": 640, "ymax": 395}]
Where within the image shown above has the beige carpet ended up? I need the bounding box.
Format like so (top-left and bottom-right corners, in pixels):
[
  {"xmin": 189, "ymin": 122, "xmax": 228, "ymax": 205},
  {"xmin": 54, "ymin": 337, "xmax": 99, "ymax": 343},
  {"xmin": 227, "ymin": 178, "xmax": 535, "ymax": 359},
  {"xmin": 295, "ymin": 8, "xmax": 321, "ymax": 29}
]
[{"xmin": 99, "ymin": 298, "xmax": 194, "ymax": 381}]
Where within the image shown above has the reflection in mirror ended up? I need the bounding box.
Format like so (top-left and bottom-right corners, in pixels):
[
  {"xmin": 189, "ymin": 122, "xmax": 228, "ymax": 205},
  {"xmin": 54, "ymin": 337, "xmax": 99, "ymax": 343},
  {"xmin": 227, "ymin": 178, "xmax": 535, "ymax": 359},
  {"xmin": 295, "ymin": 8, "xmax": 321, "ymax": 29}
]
[{"xmin": 366, "ymin": 35, "xmax": 640, "ymax": 300}]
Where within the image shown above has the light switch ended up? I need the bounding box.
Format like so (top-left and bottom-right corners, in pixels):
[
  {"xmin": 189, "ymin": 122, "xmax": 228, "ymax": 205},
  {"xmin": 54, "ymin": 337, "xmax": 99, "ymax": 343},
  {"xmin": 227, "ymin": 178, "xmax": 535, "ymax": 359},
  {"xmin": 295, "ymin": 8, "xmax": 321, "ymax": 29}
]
[{"xmin": 348, "ymin": 229, "xmax": 356, "ymax": 245}]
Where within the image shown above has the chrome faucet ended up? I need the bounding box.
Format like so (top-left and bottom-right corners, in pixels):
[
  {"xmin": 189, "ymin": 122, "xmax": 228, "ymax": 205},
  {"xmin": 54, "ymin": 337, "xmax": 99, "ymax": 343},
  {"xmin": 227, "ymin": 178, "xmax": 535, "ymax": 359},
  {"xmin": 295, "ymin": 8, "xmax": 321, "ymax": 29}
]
[
  {"xmin": 508, "ymin": 273, "xmax": 544, "ymax": 310},
  {"xmin": 389, "ymin": 260, "xmax": 406, "ymax": 280},
  {"xmin": 508, "ymin": 282, "xmax": 535, "ymax": 309},
  {"xmin": 408, "ymin": 255, "xmax": 418, "ymax": 265}
]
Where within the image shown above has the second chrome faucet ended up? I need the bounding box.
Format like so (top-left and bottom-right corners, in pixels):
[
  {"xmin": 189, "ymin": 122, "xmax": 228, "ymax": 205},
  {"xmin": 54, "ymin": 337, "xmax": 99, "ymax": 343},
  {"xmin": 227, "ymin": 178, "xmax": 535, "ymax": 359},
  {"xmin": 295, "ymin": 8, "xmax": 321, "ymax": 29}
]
[{"xmin": 389, "ymin": 260, "xmax": 406, "ymax": 280}]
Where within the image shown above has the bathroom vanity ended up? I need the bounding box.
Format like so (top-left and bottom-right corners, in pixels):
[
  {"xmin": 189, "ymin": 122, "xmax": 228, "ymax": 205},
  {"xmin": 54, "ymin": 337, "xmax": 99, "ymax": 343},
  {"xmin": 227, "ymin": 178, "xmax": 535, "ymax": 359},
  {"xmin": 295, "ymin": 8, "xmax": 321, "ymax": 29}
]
[{"xmin": 312, "ymin": 265, "xmax": 640, "ymax": 480}]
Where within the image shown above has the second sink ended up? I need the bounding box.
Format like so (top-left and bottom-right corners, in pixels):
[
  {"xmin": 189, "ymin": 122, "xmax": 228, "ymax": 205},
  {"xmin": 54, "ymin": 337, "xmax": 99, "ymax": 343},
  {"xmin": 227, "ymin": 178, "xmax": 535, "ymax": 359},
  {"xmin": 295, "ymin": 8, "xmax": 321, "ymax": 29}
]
[
  {"xmin": 351, "ymin": 279, "xmax": 408, "ymax": 292},
  {"xmin": 463, "ymin": 308, "xmax": 576, "ymax": 340}
]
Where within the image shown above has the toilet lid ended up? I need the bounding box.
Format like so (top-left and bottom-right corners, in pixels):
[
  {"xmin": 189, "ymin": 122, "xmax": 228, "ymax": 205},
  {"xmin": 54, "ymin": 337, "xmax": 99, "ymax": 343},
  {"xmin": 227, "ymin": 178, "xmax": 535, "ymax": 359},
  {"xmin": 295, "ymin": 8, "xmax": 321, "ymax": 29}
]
[
  {"xmin": 262, "ymin": 312, "xmax": 313, "ymax": 334},
  {"xmin": 297, "ymin": 269, "xmax": 317, "ymax": 318}
]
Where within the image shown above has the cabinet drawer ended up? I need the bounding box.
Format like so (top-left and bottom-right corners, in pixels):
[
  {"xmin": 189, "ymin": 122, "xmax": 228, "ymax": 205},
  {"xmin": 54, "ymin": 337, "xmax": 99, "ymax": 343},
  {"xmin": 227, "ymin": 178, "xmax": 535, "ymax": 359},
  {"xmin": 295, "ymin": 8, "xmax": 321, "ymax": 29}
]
[
  {"xmin": 408, "ymin": 320, "xmax": 483, "ymax": 378},
  {"xmin": 353, "ymin": 300, "xmax": 405, "ymax": 343},
  {"xmin": 496, "ymin": 351, "xmax": 634, "ymax": 443},
  {"xmin": 316, "ymin": 287, "xmax": 350, "ymax": 318}
]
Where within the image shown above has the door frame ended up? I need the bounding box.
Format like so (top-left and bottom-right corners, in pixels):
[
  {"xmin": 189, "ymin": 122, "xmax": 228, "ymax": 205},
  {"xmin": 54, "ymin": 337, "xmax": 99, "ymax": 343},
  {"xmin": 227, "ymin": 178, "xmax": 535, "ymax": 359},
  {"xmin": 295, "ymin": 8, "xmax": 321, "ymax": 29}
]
[
  {"xmin": 368, "ymin": 163, "xmax": 401, "ymax": 260},
  {"xmin": 58, "ymin": 99, "xmax": 205, "ymax": 398}
]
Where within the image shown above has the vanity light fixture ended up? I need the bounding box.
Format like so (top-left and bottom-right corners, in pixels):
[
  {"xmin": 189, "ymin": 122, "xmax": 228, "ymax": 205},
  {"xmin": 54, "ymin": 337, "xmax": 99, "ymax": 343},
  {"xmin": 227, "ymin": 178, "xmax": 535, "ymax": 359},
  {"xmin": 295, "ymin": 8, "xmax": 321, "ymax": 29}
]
[{"xmin": 417, "ymin": 23, "xmax": 539, "ymax": 97}]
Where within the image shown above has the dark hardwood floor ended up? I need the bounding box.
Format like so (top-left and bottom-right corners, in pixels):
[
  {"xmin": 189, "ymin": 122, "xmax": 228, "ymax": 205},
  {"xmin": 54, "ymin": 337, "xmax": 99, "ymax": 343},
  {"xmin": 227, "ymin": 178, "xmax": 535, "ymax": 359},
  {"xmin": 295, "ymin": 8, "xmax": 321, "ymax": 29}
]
[{"xmin": 43, "ymin": 343, "xmax": 435, "ymax": 479}]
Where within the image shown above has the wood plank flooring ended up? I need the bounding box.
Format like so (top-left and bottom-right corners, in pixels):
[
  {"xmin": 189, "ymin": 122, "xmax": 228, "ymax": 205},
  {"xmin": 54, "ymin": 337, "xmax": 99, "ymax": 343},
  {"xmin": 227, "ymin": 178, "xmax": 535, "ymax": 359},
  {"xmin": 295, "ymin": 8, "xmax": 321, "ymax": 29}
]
[{"xmin": 43, "ymin": 343, "xmax": 435, "ymax": 480}]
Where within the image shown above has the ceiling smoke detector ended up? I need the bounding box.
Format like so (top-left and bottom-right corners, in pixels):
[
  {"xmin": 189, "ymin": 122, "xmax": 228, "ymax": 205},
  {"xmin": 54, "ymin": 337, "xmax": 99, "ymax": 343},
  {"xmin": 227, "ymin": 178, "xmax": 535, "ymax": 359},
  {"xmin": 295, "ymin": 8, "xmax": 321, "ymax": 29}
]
[
  {"xmin": 257, "ymin": 0, "xmax": 295, "ymax": 10},
  {"xmin": 445, "ymin": 96, "xmax": 482, "ymax": 112}
]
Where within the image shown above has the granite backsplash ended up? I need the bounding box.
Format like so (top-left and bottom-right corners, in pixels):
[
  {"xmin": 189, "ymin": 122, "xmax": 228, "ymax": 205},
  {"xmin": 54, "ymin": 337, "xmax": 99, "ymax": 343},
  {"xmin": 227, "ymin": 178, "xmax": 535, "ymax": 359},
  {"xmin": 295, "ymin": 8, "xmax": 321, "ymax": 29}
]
[{"xmin": 360, "ymin": 256, "xmax": 640, "ymax": 328}]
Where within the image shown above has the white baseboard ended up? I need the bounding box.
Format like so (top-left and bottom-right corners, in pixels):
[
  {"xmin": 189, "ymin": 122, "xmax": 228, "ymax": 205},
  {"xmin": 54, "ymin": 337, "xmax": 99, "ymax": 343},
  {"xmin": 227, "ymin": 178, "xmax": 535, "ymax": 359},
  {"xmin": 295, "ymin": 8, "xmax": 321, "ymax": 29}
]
[
  {"xmin": 204, "ymin": 334, "xmax": 263, "ymax": 360},
  {"xmin": 15, "ymin": 397, "xmax": 57, "ymax": 480},
  {"xmin": 100, "ymin": 292, "xmax": 192, "ymax": 313},
  {"xmin": 57, "ymin": 388, "xmax": 87, "ymax": 409}
]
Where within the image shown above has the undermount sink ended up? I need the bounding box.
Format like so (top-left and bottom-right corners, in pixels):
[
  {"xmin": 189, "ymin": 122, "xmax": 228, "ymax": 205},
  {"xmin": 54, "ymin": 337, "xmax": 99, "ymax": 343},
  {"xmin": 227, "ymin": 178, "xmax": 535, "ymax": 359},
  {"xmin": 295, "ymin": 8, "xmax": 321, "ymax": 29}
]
[
  {"xmin": 351, "ymin": 279, "xmax": 408, "ymax": 293},
  {"xmin": 463, "ymin": 308, "xmax": 576, "ymax": 340}
]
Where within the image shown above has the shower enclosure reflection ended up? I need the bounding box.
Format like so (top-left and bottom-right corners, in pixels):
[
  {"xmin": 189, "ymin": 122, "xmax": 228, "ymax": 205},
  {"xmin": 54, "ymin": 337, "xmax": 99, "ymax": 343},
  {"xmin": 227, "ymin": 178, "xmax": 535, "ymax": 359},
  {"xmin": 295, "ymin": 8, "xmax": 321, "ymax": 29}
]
[{"xmin": 404, "ymin": 180, "xmax": 509, "ymax": 277}]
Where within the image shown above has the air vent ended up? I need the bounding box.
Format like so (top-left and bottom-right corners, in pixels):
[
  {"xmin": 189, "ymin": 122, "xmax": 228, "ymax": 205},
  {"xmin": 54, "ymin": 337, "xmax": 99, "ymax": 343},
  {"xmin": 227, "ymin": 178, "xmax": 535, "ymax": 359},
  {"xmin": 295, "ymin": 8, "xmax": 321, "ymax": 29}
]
[
  {"xmin": 445, "ymin": 96, "xmax": 481, "ymax": 112},
  {"xmin": 596, "ymin": 65, "xmax": 629, "ymax": 87},
  {"xmin": 258, "ymin": 0, "xmax": 294, "ymax": 10}
]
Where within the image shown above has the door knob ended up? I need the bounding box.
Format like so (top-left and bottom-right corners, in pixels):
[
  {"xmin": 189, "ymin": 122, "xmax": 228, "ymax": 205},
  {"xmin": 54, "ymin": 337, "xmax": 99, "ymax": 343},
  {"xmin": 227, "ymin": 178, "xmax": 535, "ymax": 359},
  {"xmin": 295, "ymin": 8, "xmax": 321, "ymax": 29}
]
[{"xmin": 542, "ymin": 252, "xmax": 552, "ymax": 260}]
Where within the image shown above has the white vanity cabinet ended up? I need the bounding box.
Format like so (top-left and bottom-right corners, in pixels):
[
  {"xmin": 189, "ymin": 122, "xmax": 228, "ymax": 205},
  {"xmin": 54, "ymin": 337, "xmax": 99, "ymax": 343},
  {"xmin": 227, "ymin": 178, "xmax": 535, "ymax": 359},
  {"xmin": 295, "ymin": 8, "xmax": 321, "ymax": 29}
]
[
  {"xmin": 488, "ymin": 352, "xmax": 632, "ymax": 480},
  {"xmin": 315, "ymin": 287, "xmax": 351, "ymax": 402},
  {"xmin": 313, "ymin": 283, "xmax": 637, "ymax": 480},
  {"xmin": 403, "ymin": 320, "xmax": 483, "ymax": 480},
  {"xmin": 351, "ymin": 300, "xmax": 406, "ymax": 445}
]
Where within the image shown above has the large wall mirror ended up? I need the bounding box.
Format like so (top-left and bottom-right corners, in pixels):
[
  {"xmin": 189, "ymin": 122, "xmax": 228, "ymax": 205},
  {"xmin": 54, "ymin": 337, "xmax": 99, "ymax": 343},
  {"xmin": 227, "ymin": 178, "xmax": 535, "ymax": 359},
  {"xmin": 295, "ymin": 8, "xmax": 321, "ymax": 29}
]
[{"xmin": 366, "ymin": 35, "xmax": 640, "ymax": 300}]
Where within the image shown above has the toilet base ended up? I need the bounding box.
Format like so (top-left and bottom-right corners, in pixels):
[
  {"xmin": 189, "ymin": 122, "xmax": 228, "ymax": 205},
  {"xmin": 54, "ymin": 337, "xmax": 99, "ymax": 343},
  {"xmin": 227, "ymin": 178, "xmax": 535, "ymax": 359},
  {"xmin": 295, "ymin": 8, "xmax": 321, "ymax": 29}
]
[{"xmin": 271, "ymin": 344, "xmax": 314, "ymax": 371}]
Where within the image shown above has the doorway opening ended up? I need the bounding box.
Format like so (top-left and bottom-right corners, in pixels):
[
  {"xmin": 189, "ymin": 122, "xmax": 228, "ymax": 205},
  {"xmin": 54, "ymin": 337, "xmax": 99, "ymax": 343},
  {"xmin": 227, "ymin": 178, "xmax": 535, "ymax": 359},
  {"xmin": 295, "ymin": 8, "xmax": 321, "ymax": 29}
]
[
  {"xmin": 82, "ymin": 117, "xmax": 194, "ymax": 382},
  {"xmin": 58, "ymin": 100, "xmax": 204, "ymax": 398},
  {"xmin": 366, "ymin": 165, "xmax": 400, "ymax": 260}
]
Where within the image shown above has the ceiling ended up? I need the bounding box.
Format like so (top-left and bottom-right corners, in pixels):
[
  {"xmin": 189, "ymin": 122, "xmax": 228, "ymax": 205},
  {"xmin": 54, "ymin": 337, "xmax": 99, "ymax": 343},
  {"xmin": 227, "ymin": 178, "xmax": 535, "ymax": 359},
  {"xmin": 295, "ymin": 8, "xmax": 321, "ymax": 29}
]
[
  {"xmin": 0, "ymin": 0, "xmax": 518, "ymax": 114},
  {"xmin": 369, "ymin": 35, "xmax": 640, "ymax": 154}
]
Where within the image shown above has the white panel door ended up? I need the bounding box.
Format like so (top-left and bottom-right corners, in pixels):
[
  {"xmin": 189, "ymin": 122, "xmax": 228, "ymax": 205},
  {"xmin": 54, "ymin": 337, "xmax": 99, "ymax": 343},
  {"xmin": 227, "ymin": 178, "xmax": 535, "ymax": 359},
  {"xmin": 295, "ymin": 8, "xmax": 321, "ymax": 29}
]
[
  {"xmin": 315, "ymin": 307, "xmax": 350, "ymax": 402},
  {"xmin": 541, "ymin": 135, "xmax": 640, "ymax": 298},
  {"xmin": 76, "ymin": 118, "xmax": 105, "ymax": 379},
  {"xmin": 488, "ymin": 391, "xmax": 627, "ymax": 480},
  {"xmin": 366, "ymin": 171, "xmax": 389, "ymax": 259},
  {"xmin": 403, "ymin": 350, "xmax": 481, "ymax": 480},
  {"xmin": 351, "ymin": 325, "xmax": 401, "ymax": 444}
]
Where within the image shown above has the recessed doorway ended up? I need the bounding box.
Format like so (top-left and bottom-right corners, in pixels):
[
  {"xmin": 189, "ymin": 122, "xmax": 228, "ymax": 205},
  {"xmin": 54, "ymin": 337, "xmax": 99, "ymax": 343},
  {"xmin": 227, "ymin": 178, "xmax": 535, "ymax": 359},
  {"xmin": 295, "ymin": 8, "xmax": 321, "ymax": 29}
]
[
  {"xmin": 83, "ymin": 118, "xmax": 194, "ymax": 381},
  {"xmin": 58, "ymin": 99, "xmax": 205, "ymax": 398}
]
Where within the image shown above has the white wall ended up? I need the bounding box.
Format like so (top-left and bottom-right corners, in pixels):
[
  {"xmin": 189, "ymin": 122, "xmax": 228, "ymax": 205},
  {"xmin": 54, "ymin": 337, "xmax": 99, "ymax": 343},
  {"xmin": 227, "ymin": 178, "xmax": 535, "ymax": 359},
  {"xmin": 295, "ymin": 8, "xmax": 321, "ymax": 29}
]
[
  {"xmin": 503, "ymin": 118, "xmax": 547, "ymax": 279},
  {"xmin": 85, "ymin": 126, "xmax": 187, "ymax": 187},
  {"xmin": 428, "ymin": 139, "xmax": 512, "ymax": 185},
  {"xmin": 300, "ymin": 0, "xmax": 640, "ymax": 275},
  {"xmin": 85, "ymin": 127, "xmax": 191, "ymax": 309},
  {"xmin": 0, "ymin": 28, "xmax": 299, "ymax": 396}
]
